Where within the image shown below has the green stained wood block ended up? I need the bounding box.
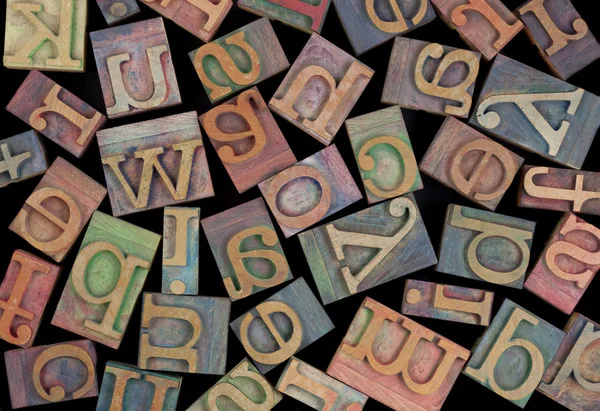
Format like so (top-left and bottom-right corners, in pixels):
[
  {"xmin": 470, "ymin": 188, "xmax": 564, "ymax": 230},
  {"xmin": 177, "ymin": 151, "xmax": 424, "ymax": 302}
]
[{"xmin": 238, "ymin": 0, "xmax": 332, "ymax": 33}]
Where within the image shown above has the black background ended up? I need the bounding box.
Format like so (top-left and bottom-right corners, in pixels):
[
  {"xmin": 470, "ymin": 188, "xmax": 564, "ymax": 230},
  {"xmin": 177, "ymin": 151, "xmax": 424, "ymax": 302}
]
[{"xmin": 1, "ymin": 0, "xmax": 599, "ymax": 410}]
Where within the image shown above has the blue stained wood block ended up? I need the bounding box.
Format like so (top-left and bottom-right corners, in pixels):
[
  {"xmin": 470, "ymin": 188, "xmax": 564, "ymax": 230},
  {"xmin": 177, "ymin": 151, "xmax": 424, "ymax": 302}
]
[{"xmin": 0, "ymin": 130, "xmax": 47, "ymax": 188}]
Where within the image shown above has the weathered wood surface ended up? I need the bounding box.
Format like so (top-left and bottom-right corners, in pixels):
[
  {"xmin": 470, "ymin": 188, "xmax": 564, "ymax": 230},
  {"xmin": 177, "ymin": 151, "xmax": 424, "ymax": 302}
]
[
  {"xmin": 238, "ymin": 0, "xmax": 332, "ymax": 33},
  {"xmin": 0, "ymin": 130, "xmax": 47, "ymax": 188},
  {"xmin": 96, "ymin": 0, "xmax": 140, "ymax": 25}
]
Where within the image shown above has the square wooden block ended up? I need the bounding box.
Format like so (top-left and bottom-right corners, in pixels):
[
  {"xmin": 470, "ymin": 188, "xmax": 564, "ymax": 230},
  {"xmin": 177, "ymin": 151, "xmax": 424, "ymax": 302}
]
[
  {"xmin": 259, "ymin": 144, "xmax": 362, "ymax": 238},
  {"xmin": 52, "ymin": 211, "xmax": 161, "ymax": 349},
  {"xmin": 199, "ymin": 87, "xmax": 297, "ymax": 193},
  {"xmin": 98, "ymin": 111, "xmax": 214, "ymax": 217},
  {"xmin": 0, "ymin": 130, "xmax": 47, "ymax": 188},
  {"xmin": 90, "ymin": 17, "xmax": 181, "ymax": 119},
  {"xmin": 238, "ymin": 0, "xmax": 331, "ymax": 33},
  {"xmin": 9, "ymin": 157, "xmax": 107, "ymax": 263},
  {"xmin": 202, "ymin": 198, "xmax": 293, "ymax": 301},
  {"xmin": 163, "ymin": 207, "xmax": 200, "ymax": 295},
  {"xmin": 96, "ymin": 0, "xmax": 140, "ymax": 25},
  {"xmin": 269, "ymin": 34, "xmax": 374, "ymax": 145}
]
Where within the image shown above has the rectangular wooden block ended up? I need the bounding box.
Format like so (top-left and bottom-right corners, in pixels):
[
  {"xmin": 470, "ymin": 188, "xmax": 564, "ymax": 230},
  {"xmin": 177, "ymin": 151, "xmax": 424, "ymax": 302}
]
[
  {"xmin": 230, "ymin": 277, "xmax": 334, "ymax": 374},
  {"xmin": 199, "ymin": 87, "xmax": 297, "ymax": 193},
  {"xmin": 5, "ymin": 339, "xmax": 98, "ymax": 409},
  {"xmin": 162, "ymin": 207, "xmax": 200, "ymax": 295},
  {"xmin": 52, "ymin": 211, "xmax": 161, "ymax": 349},
  {"xmin": 469, "ymin": 55, "xmax": 600, "ymax": 170},
  {"xmin": 7, "ymin": 71, "xmax": 106, "ymax": 158},
  {"xmin": 90, "ymin": 17, "xmax": 181, "ymax": 119},
  {"xmin": 463, "ymin": 299, "xmax": 565, "ymax": 408},
  {"xmin": 538, "ymin": 313, "xmax": 600, "ymax": 411},
  {"xmin": 98, "ymin": 111, "xmax": 214, "ymax": 217},
  {"xmin": 346, "ymin": 106, "xmax": 423, "ymax": 204},
  {"xmin": 97, "ymin": 361, "xmax": 181, "ymax": 411},
  {"xmin": 299, "ymin": 194, "xmax": 437, "ymax": 305},
  {"xmin": 0, "ymin": 130, "xmax": 47, "ymax": 188},
  {"xmin": 419, "ymin": 116, "xmax": 524, "ymax": 211},
  {"xmin": 437, "ymin": 204, "xmax": 535, "ymax": 288},
  {"xmin": 327, "ymin": 297, "xmax": 470, "ymax": 411},
  {"xmin": 238, "ymin": 0, "xmax": 331, "ymax": 33},
  {"xmin": 430, "ymin": 0, "xmax": 523, "ymax": 61},
  {"xmin": 95, "ymin": 0, "xmax": 140, "ymax": 25},
  {"xmin": 259, "ymin": 144, "xmax": 362, "ymax": 238},
  {"xmin": 517, "ymin": 0, "xmax": 600, "ymax": 80},
  {"xmin": 190, "ymin": 18, "xmax": 289, "ymax": 104},
  {"xmin": 139, "ymin": 293, "xmax": 230, "ymax": 375},
  {"xmin": 401, "ymin": 279, "xmax": 493, "ymax": 326},
  {"xmin": 4, "ymin": 0, "xmax": 86, "ymax": 72},
  {"xmin": 202, "ymin": 197, "xmax": 293, "ymax": 300},
  {"xmin": 9, "ymin": 157, "xmax": 107, "ymax": 263}
]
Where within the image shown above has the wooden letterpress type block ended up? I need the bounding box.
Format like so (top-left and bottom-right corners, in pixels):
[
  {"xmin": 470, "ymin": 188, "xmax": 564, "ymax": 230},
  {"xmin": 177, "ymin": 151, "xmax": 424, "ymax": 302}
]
[
  {"xmin": 259, "ymin": 144, "xmax": 362, "ymax": 238},
  {"xmin": 97, "ymin": 361, "xmax": 181, "ymax": 411},
  {"xmin": 238, "ymin": 0, "xmax": 331, "ymax": 34},
  {"xmin": 230, "ymin": 278, "xmax": 334, "ymax": 374},
  {"xmin": 4, "ymin": 0, "xmax": 86, "ymax": 72},
  {"xmin": 199, "ymin": 87, "xmax": 297, "ymax": 193},
  {"xmin": 90, "ymin": 18, "xmax": 181, "ymax": 119},
  {"xmin": 346, "ymin": 106, "xmax": 422, "ymax": 204},
  {"xmin": 139, "ymin": 293, "xmax": 230, "ymax": 375},
  {"xmin": 270, "ymin": 34, "xmax": 373, "ymax": 146},
  {"xmin": 401, "ymin": 279, "xmax": 493, "ymax": 326},
  {"xmin": 7, "ymin": 71, "xmax": 106, "ymax": 158},
  {"xmin": 5, "ymin": 340, "xmax": 98, "ymax": 409},
  {"xmin": 327, "ymin": 298, "xmax": 470, "ymax": 411},
  {"xmin": 517, "ymin": 0, "xmax": 600, "ymax": 80},
  {"xmin": 538, "ymin": 313, "xmax": 600, "ymax": 411},
  {"xmin": 430, "ymin": 0, "xmax": 523, "ymax": 61},
  {"xmin": 0, "ymin": 250, "xmax": 61, "ymax": 347},
  {"xmin": 162, "ymin": 207, "xmax": 200, "ymax": 295},
  {"xmin": 9, "ymin": 157, "xmax": 107, "ymax": 262},
  {"xmin": 190, "ymin": 18, "xmax": 289, "ymax": 104},
  {"xmin": 469, "ymin": 55, "xmax": 600, "ymax": 170},
  {"xmin": 0, "ymin": 130, "xmax": 47, "ymax": 188},
  {"xmin": 202, "ymin": 198, "xmax": 293, "ymax": 300},
  {"xmin": 437, "ymin": 204, "xmax": 535, "ymax": 288},
  {"xmin": 95, "ymin": 0, "xmax": 140, "ymax": 25},
  {"xmin": 52, "ymin": 211, "xmax": 161, "ymax": 349},
  {"xmin": 464, "ymin": 299, "xmax": 565, "ymax": 408},
  {"xmin": 299, "ymin": 194, "xmax": 436, "ymax": 304},
  {"xmin": 187, "ymin": 358, "xmax": 282, "ymax": 410},
  {"xmin": 98, "ymin": 112, "xmax": 214, "ymax": 217},
  {"xmin": 420, "ymin": 117, "xmax": 524, "ymax": 211}
]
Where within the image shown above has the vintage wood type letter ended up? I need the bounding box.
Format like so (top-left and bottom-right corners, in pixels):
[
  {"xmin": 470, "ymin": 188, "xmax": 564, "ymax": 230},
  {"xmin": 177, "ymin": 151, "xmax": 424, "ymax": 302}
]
[
  {"xmin": 238, "ymin": 0, "xmax": 331, "ymax": 33},
  {"xmin": 95, "ymin": 0, "xmax": 140, "ymax": 25},
  {"xmin": 0, "ymin": 130, "xmax": 47, "ymax": 188}
]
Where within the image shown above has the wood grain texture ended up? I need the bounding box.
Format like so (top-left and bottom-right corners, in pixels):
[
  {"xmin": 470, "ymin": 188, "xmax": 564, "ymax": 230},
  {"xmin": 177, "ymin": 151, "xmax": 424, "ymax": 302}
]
[
  {"xmin": 327, "ymin": 297, "xmax": 470, "ymax": 411},
  {"xmin": 51, "ymin": 211, "xmax": 161, "ymax": 349},
  {"xmin": 419, "ymin": 116, "xmax": 524, "ymax": 211},
  {"xmin": 464, "ymin": 299, "xmax": 566, "ymax": 408},
  {"xmin": 199, "ymin": 87, "xmax": 297, "ymax": 193},
  {"xmin": 95, "ymin": 0, "xmax": 140, "ymax": 25},
  {"xmin": 9, "ymin": 157, "xmax": 107, "ymax": 263},
  {"xmin": 0, "ymin": 130, "xmax": 47, "ymax": 188},
  {"xmin": 259, "ymin": 144, "xmax": 362, "ymax": 238},
  {"xmin": 98, "ymin": 111, "xmax": 214, "ymax": 217},
  {"xmin": 163, "ymin": 207, "xmax": 200, "ymax": 295},
  {"xmin": 230, "ymin": 277, "xmax": 334, "ymax": 374},
  {"xmin": 269, "ymin": 34, "xmax": 373, "ymax": 145},
  {"xmin": 238, "ymin": 0, "xmax": 332, "ymax": 33}
]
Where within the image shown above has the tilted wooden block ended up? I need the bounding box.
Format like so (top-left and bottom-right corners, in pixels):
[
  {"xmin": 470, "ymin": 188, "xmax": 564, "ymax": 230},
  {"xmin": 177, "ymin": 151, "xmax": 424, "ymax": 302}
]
[
  {"xmin": 202, "ymin": 198, "xmax": 293, "ymax": 300},
  {"xmin": 259, "ymin": 144, "xmax": 362, "ymax": 238},
  {"xmin": 139, "ymin": 293, "xmax": 230, "ymax": 375},
  {"xmin": 299, "ymin": 194, "xmax": 436, "ymax": 305},
  {"xmin": 382, "ymin": 37, "xmax": 480, "ymax": 118},
  {"xmin": 90, "ymin": 18, "xmax": 181, "ymax": 119},
  {"xmin": 163, "ymin": 207, "xmax": 200, "ymax": 295},
  {"xmin": 238, "ymin": 0, "xmax": 331, "ymax": 33},
  {"xmin": 517, "ymin": 0, "xmax": 600, "ymax": 80},
  {"xmin": 419, "ymin": 117, "xmax": 524, "ymax": 211},
  {"xmin": 95, "ymin": 0, "xmax": 140, "ymax": 25},
  {"xmin": 401, "ymin": 279, "xmax": 493, "ymax": 326},
  {"xmin": 437, "ymin": 204, "xmax": 536, "ymax": 288},
  {"xmin": 9, "ymin": 157, "xmax": 107, "ymax": 263},
  {"xmin": 4, "ymin": 339, "xmax": 98, "ymax": 409},
  {"xmin": 97, "ymin": 361, "xmax": 181, "ymax": 411},
  {"xmin": 269, "ymin": 34, "xmax": 374, "ymax": 145},
  {"xmin": 464, "ymin": 299, "xmax": 565, "ymax": 408},
  {"xmin": 199, "ymin": 87, "xmax": 297, "ymax": 193},
  {"xmin": 327, "ymin": 297, "xmax": 469, "ymax": 411},
  {"xmin": 4, "ymin": 0, "xmax": 86, "ymax": 72},
  {"xmin": 0, "ymin": 130, "xmax": 47, "ymax": 188},
  {"xmin": 98, "ymin": 112, "xmax": 214, "ymax": 217},
  {"xmin": 190, "ymin": 18, "xmax": 289, "ymax": 104},
  {"xmin": 230, "ymin": 277, "xmax": 334, "ymax": 374},
  {"xmin": 430, "ymin": 0, "xmax": 523, "ymax": 61},
  {"xmin": 7, "ymin": 71, "xmax": 106, "ymax": 158},
  {"xmin": 52, "ymin": 211, "xmax": 161, "ymax": 349},
  {"xmin": 469, "ymin": 55, "xmax": 600, "ymax": 170},
  {"xmin": 538, "ymin": 313, "xmax": 600, "ymax": 411}
]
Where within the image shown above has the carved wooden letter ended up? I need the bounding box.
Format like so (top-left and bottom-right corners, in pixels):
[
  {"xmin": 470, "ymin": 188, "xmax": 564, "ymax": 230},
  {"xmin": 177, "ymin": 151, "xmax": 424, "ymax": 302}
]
[{"xmin": 163, "ymin": 207, "xmax": 200, "ymax": 295}]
